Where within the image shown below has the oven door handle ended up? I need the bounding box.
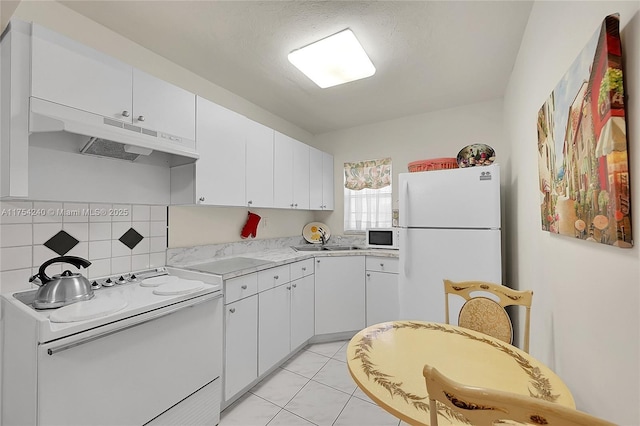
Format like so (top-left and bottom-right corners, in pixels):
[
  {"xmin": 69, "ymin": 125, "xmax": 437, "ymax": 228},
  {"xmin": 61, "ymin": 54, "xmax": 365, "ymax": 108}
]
[{"xmin": 46, "ymin": 293, "xmax": 222, "ymax": 356}]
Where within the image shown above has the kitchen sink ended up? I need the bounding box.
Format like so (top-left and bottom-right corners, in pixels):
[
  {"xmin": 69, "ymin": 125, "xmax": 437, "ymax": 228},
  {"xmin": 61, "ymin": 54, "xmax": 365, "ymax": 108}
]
[
  {"xmin": 292, "ymin": 245, "xmax": 327, "ymax": 251},
  {"xmin": 322, "ymin": 245, "xmax": 362, "ymax": 251},
  {"xmin": 292, "ymin": 245, "xmax": 362, "ymax": 252}
]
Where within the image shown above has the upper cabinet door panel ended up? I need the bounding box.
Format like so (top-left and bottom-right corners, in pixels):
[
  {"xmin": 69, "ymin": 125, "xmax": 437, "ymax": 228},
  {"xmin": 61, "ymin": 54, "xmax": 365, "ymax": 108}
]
[
  {"xmin": 309, "ymin": 147, "xmax": 323, "ymax": 210},
  {"xmin": 322, "ymin": 152, "xmax": 334, "ymax": 210},
  {"xmin": 31, "ymin": 24, "xmax": 132, "ymax": 121},
  {"xmin": 195, "ymin": 97, "xmax": 246, "ymax": 206},
  {"xmin": 246, "ymin": 120, "xmax": 274, "ymax": 208},
  {"xmin": 273, "ymin": 131, "xmax": 294, "ymax": 208},
  {"xmin": 292, "ymin": 140, "xmax": 309, "ymax": 209},
  {"xmin": 133, "ymin": 69, "xmax": 196, "ymax": 141}
]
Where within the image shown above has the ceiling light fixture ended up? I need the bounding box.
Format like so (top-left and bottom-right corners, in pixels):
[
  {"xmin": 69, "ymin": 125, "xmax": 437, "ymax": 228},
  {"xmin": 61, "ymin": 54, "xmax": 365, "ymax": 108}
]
[{"xmin": 288, "ymin": 29, "xmax": 376, "ymax": 89}]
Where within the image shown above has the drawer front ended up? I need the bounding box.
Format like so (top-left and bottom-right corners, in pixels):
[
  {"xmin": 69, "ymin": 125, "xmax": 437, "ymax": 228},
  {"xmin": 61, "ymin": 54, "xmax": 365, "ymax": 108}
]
[
  {"xmin": 225, "ymin": 273, "xmax": 258, "ymax": 303},
  {"xmin": 365, "ymin": 257, "xmax": 399, "ymax": 274},
  {"xmin": 290, "ymin": 258, "xmax": 315, "ymax": 281},
  {"xmin": 257, "ymin": 265, "xmax": 291, "ymax": 292}
]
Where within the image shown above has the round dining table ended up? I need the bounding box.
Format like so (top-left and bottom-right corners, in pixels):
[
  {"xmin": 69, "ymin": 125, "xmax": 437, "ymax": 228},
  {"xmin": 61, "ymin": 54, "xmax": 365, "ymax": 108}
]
[{"xmin": 346, "ymin": 321, "xmax": 575, "ymax": 426}]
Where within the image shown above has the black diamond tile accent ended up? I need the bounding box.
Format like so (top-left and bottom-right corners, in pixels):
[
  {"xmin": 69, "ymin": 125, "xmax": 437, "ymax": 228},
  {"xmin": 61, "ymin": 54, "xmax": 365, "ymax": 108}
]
[
  {"xmin": 44, "ymin": 230, "xmax": 79, "ymax": 256},
  {"xmin": 119, "ymin": 228, "xmax": 144, "ymax": 250}
]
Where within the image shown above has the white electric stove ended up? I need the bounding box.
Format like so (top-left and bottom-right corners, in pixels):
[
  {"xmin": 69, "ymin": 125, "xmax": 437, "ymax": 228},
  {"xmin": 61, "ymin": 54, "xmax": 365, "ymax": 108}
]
[
  {"xmin": 2, "ymin": 267, "xmax": 224, "ymax": 426},
  {"xmin": 6, "ymin": 267, "xmax": 221, "ymax": 343}
]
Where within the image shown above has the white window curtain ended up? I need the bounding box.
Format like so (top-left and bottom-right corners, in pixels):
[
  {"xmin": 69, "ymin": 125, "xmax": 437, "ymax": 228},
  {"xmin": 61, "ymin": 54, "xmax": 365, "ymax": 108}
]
[{"xmin": 343, "ymin": 158, "xmax": 392, "ymax": 231}]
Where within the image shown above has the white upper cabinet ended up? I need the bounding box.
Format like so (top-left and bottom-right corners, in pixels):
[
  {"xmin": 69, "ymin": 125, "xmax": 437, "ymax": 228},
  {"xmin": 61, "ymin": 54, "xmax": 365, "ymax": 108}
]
[
  {"xmin": 172, "ymin": 97, "xmax": 277, "ymax": 207},
  {"xmin": 30, "ymin": 24, "xmax": 196, "ymax": 143},
  {"xmin": 274, "ymin": 131, "xmax": 294, "ymax": 208},
  {"xmin": 246, "ymin": 120, "xmax": 274, "ymax": 208},
  {"xmin": 292, "ymin": 140, "xmax": 310, "ymax": 210},
  {"xmin": 194, "ymin": 97, "xmax": 246, "ymax": 206},
  {"xmin": 132, "ymin": 69, "xmax": 196, "ymax": 141},
  {"xmin": 309, "ymin": 147, "xmax": 334, "ymax": 210},
  {"xmin": 274, "ymin": 132, "xmax": 310, "ymax": 209},
  {"xmin": 31, "ymin": 24, "xmax": 132, "ymax": 122},
  {"xmin": 322, "ymin": 151, "xmax": 334, "ymax": 210}
]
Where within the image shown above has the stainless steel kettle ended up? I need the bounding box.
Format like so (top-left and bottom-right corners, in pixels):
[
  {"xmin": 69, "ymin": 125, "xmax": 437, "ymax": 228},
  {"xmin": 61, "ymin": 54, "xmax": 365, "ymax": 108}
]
[{"xmin": 30, "ymin": 256, "xmax": 93, "ymax": 309}]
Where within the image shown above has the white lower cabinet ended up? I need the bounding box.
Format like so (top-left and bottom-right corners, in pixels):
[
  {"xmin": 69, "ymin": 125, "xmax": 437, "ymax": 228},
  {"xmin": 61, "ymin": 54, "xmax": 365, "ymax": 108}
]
[
  {"xmin": 224, "ymin": 293, "xmax": 258, "ymax": 402},
  {"xmin": 365, "ymin": 257, "xmax": 400, "ymax": 326},
  {"xmin": 258, "ymin": 283, "xmax": 291, "ymax": 376},
  {"xmin": 314, "ymin": 256, "xmax": 365, "ymax": 335},
  {"xmin": 258, "ymin": 261, "xmax": 314, "ymax": 376},
  {"xmin": 222, "ymin": 255, "xmax": 398, "ymax": 404},
  {"xmin": 290, "ymin": 274, "xmax": 315, "ymax": 350}
]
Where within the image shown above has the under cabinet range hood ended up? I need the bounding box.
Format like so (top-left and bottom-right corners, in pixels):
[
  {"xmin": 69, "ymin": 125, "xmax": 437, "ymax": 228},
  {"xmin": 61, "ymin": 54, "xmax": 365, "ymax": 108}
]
[{"xmin": 29, "ymin": 97, "xmax": 199, "ymax": 163}]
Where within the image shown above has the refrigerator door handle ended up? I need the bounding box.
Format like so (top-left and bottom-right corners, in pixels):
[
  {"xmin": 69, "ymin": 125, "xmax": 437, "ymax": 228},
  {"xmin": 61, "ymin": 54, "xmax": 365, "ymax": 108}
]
[
  {"xmin": 402, "ymin": 179, "xmax": 409, "ymax": 226},
  {"xmin": 403, "ymin": 229, "xmax": 410, "ymax": 277}
]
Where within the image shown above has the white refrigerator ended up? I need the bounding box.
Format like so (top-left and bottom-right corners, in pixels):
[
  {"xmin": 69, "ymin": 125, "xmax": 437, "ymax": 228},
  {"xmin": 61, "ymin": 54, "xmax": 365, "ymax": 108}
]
[{"xmin": 398, "ymin": 163, "xmax": 502, "ymax": 322}]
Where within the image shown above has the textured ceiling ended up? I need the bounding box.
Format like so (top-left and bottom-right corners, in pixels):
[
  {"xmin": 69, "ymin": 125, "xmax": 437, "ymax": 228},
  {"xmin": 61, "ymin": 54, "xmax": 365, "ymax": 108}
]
[{"xmin": 58, "ymin": 1, "xmax": 533, "ymax": 135}]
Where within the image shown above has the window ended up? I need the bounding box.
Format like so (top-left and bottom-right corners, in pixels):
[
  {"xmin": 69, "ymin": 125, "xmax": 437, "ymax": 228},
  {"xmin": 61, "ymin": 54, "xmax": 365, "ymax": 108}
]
[{"xmin": 343, "ymin": 158, "xmax": 392, "ymax": 231}]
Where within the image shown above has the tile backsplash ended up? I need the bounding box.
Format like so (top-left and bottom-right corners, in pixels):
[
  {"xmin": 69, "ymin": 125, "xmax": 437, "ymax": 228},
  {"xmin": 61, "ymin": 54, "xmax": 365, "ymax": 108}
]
[{"xmin": 0, "ymin": 201, "xmax": 167, "ymax": 295}]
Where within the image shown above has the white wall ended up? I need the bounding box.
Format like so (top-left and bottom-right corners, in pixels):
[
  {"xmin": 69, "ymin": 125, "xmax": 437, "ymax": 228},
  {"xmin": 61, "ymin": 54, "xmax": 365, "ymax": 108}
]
[
  {"xmin": 314, "ymin": 99, "xmax": 507, "ymax": 235},
  {"xmin": 504, "ymin": 2, "xmax": 639, "ymax": 424},
  {"xmin": 168, "ymin": 206, "xmax": 315, "ymax": 248}
]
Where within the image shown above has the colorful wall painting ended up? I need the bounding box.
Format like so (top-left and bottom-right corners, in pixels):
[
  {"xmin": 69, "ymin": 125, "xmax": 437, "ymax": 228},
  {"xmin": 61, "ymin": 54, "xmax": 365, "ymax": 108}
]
[{"xmin": 536, "ymin": 14, "xmax": 632, "ymax": 248}]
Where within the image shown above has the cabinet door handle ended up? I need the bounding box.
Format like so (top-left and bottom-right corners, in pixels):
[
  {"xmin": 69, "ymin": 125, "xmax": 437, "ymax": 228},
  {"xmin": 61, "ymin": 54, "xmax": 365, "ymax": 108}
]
[
  {"xmin": 302, "ymin": 267, "xmax": 306, "ymax": 271},
  {"xmin": 248, "ymin": 200, "xmax": 253, "ymax": 205},
  {"xmin": 380, "ymin": 263, "xmax": 384, "ymax": 268},
  {"xmin": 367, "ymin": 273, "xmax": 371, "ymax": 277},
  {"xmin": 290, "ymin": 203, "xmax": 294, "ymax": 207},
  {"xmin": 274, "ymin": 275, "xmax": 279, "ymax": 280},
  {"xmin": 316, "ymin": 260, "xmax": 320, "ymax": 263},
  {"xmin": 292, "ymin": 283, "xmax": 297, "ymax": 288},
  {"xmin": 137, "ymin": 115, "xmax": 145, "ymax": 122},
  {"xmin": 286, "ymin": 286, "xmax": 291, "ymax": 290},
  {"xmin": 229, "ymin": 308, "xmax": 236, "ymax": 313},
  {"xmin": 121, "ymin": 110, "xmax": 130, "ymax": 117},
  {"xmin": 241, "ymin": 285, "xmax": 247, "ymax": 289},
  {"xmin": 294, "ymin": 203, "xmax": 298, "ymax": 208},
  {"xmin": 199, "ymin": 197, "xmax": 205, "ymax": 202}
]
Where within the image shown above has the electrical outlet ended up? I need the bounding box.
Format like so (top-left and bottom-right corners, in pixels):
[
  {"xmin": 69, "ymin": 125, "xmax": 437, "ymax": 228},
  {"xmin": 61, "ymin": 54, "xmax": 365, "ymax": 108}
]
[{"xmin": 262, "ymin": 217, "xmax": 268, "ymax": 228}]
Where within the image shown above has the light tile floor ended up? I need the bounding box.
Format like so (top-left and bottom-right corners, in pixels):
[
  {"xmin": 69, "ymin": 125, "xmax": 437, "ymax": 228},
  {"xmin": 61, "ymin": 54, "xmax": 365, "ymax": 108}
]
[{"xmin": 220, "ymin": 340, "xmax": 412, "ymax": 426}]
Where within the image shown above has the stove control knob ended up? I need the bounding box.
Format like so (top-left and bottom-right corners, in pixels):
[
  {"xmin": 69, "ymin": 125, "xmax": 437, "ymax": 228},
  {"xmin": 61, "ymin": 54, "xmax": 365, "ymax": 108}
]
[
  {"xmin": 130, "ymin": 274, "xmax": 137, "ymax": 281},
  {"xmin": 91, "ymin": 281, "xmax": 101, "ymax": 290},
  {"xmin": 103, "ymin": 278, "xmax": 114, "ymax": 287},
  {"xmin": 117, "ymin": 276, "xmax": 127, "ymax": 284}
]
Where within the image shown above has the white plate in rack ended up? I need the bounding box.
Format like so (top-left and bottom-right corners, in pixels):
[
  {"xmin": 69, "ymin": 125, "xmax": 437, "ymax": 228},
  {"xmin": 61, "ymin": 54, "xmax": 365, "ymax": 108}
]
[
  {"xmin": 302, "ymin": 222, "xmax": 331, "ymax": 244},
  {"xmin": 140, "ymin": 275, "xmax": 179, "ymax": 287}
]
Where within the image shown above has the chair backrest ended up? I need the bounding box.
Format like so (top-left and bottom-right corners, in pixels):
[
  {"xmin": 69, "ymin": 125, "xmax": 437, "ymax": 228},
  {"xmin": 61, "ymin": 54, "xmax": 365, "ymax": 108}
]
[
  {"xmin": 423, "ymin": 365, "xmax": 616, "ymax": 426},
  {"xmin": 443, "ymin": 279, "xmax": 533, "ymax": 352}
]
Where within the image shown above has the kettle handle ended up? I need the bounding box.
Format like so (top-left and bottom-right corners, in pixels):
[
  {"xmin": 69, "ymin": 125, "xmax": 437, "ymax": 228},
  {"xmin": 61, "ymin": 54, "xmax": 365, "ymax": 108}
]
[{"xmin": 37, "ymin": 256, "xmax": 92, "ymax": 284}]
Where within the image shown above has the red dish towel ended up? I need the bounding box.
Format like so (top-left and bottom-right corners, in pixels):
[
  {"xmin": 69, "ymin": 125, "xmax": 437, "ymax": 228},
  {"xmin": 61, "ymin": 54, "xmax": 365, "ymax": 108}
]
[{"xmin": 241, "ymin": 211, "xmax": 261, "ymax": 239}]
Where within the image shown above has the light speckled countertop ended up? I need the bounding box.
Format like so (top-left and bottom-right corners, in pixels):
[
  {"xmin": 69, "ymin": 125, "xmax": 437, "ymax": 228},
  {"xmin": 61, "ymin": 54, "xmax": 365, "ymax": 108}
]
[{"xmin": 170, "ymin": 246, "xmax": 399, "ymax": 280}]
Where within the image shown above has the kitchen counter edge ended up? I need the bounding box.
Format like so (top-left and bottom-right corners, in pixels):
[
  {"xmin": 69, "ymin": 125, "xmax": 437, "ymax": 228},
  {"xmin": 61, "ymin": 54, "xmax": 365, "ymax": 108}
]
[{"xmin": 169, "ymin": 248, "xmax": 399, "ymax": 280}]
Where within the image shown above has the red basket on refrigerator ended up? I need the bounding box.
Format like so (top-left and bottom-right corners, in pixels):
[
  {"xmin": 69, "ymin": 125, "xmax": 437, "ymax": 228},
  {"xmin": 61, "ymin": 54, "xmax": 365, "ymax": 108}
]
[{"xmin": 408, "ymin": 157, "xmax": 458, "ymax": 172}]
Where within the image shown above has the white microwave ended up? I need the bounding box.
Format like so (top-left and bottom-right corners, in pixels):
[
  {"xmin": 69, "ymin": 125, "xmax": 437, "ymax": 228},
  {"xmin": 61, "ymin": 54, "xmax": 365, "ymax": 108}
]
[{"xmin": 366, "ymin": 228, "xmax": 399, "ymax": 249}]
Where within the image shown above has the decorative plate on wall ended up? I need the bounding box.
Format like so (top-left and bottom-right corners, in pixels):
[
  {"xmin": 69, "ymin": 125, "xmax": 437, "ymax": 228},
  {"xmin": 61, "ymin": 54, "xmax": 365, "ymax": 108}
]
[
  {"xmin": 456, "ymin": 143, "xmax": 496, "ymax": 168},
  {"xmin": 303, "ymin": 222, "xmax": 331, "ymax": 244}
]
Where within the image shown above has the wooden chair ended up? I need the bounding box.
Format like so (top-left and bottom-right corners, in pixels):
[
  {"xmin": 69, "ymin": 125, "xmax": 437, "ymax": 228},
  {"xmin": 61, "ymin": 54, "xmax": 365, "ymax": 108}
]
[
  {"xmin": 423, "ymin": 365, "xmax": 616, "ymax": 426},
  {"xmin": 443, "ymin": 279, "xmax": 533, "ymax": 353}
]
